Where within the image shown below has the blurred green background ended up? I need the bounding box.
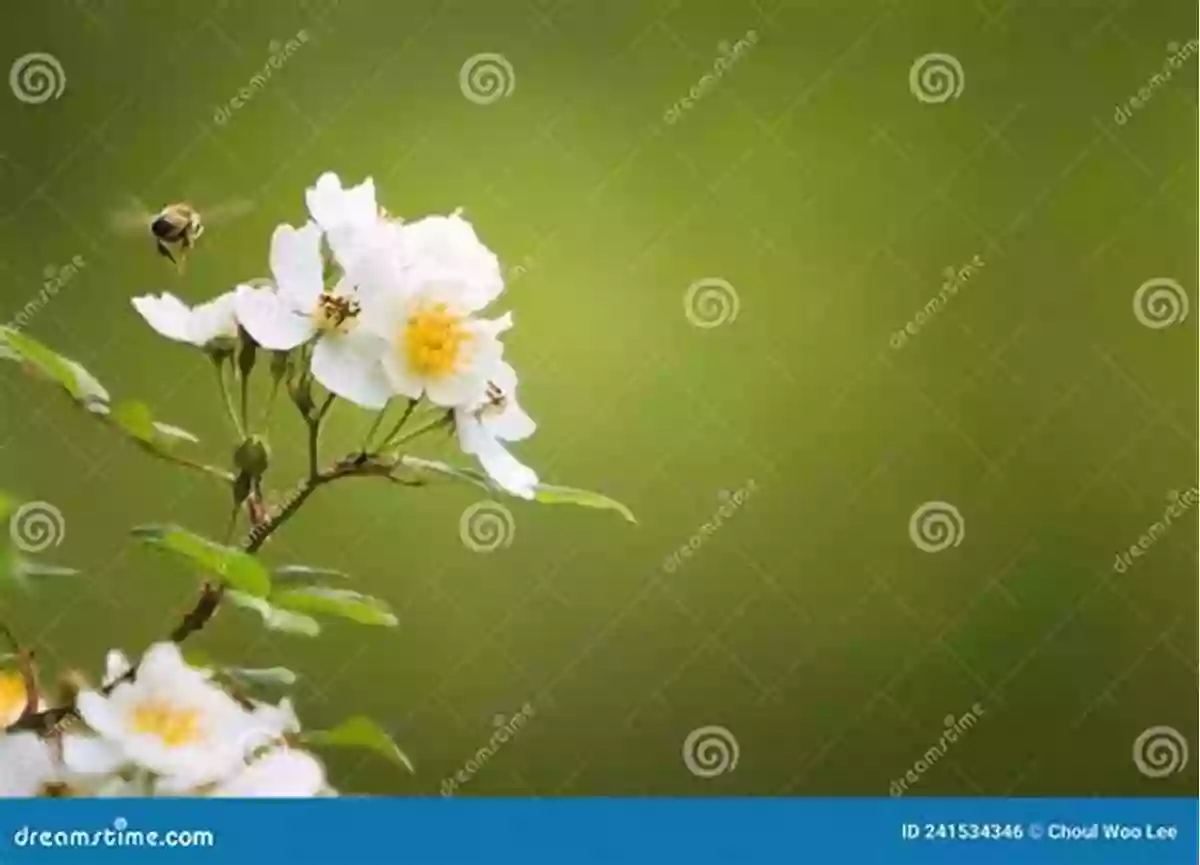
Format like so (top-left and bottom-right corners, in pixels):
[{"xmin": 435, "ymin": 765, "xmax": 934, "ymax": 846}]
[{"xmin": 0, "ymin": 0, "xmax": 1195, "ymax": 796}]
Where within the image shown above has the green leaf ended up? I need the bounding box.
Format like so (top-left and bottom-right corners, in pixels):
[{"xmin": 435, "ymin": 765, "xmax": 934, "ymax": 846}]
[
  {"xmin": 301, "ymin": 716, "xmax": 414, "ymax": 773},
  {"xmin": 272, "ymin": 587, "xmax": 397, "ymax": 627},
  {"xmin": 532, "ymin": 484, "xmax": 637, "ymax": 524},
  {"xmin": 226, "ymin": 590, "xmax": 321, "ymax": 637},
  {"xmin": 272, "ymin": 565, "xmax": 352, "ymax": 586},
  {"xmin": 223, "ymin": 666, "xmax": 298, "ymax": 690},
  {"xmin": 131, "ymin": 525, "xmax": 271, "ymax": 597},
  {"xmin": 112, "ymin": 400, "xmax": 200, "ymax": 454},
  {"xmin": 0, "ymin": 328, "xmax": 110, "ymax": 413},
  {"xmin": 398, "ymin": 456, "xmax": 492, "ymax": 492}
]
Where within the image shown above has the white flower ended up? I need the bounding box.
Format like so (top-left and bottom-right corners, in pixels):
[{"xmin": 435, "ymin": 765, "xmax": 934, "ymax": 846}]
[
  {"xmin": 305, "ymin": 172, "xmax": 386, "ymax": 269},
  {"xmin": 131, "ymin": 292, "xmax": 238, "ymax": 349},
  {"xmin": 0, "ymin": 668, "xmax": 29, "ymax": 727},
  {"xmin": 209, "ymin": 749, "xmax": 328, "ymax": 797},
  {"xmin": 0, "ymin": 732, "xmax": 57, "ymax": 797},
  {"xmin": 74, "ymin": 642, "xmax": 295, "ymax": 792},
  {"xmin": 235, "ymin": 222, "xmax": 392, "ymax": 408},
  {"xmin": 359, "ymin": 214, "xmax": 511, "ymax": 408},
  {"xmin": 455, "ymin": 361, "xmax": 538, "ymax": 499}
]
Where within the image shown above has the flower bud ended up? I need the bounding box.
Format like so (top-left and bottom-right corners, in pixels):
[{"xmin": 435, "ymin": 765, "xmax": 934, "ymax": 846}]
[{"xmin": 233, "ymin": 435, "xmax": 271, "ymax": 478}]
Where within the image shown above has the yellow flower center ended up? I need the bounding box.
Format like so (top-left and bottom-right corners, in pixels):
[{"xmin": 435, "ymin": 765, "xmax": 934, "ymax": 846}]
[
  {"xmin": 0, "ymin": 671, "xmax": 27, "ymax": 722},
  {"xmin": 312, "ymin": 292, "xmax": 360, "ymax": 334},
  {"xmin": 404, "ymin": 303, "xmax": 468, "ymax": 378},
  {"xmin": 130, "ymin": 701, "xmax": 204, "ymax": 748}
]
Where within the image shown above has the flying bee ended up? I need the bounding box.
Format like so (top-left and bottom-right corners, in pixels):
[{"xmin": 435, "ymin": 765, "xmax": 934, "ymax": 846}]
[{"xmin": 109, "ymin": 197, "xmax": 253, "ymax": 272}]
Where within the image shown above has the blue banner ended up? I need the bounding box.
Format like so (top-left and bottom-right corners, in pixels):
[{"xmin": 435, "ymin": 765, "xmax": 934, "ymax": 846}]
[{"xmin": 0, "ymin": 798, "xmax": 1195, "ymax": 864}]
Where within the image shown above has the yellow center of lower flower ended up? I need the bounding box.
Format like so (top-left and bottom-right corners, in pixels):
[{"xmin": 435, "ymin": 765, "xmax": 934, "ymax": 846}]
[
  {"xmin": 404, "ymin": 303, "xmax": 467, "ymax": 378},
  {"xmin": 0, "ymin": 671, "xmax": 27, "ymax": 721},
  {"xmin": 312, "ymin": 292, "xmax": 360, "ymax": 334},
  {"xmin": 130, "ymin": 702, "xmax": 203, "ymax": 748}
]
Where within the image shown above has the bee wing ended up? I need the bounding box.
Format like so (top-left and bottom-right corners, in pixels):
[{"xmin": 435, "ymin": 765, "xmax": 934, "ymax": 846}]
[
  {"xmin": 107, "ymin": 196, "xmax": 153, "ymax": 235},
  {"xmin": 200, "ymin": 198, "xmax": 255, "ymax": 225}
]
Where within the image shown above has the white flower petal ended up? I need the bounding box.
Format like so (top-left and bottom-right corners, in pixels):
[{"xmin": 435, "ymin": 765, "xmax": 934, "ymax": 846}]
[
  {"xmin": 400, "ymin": 214, "xmax": 504, "ymax": 312},
  {"xmin": 131, "ymin": 294, "xmax": 194, "ymax": 343},
  {"xmin": 269, "ymin": 222, "xmax": 325, "ymax": 308},
  {"xmin": 235, "ymin": 285, "xmax": 314, "ymax": 350},
  {"xmin": 476, "ymin": 438, "xmax": 538, "ymax": 499},
  {"xmin": 211, "ymin": 749, "xmax": 327, "ymax": 798},
  {"xmin": 188, "ymin": 292, "xmax": 239, "ymax": 345},
  {"xmin": 380, "ymin": 349, "xmax": 425, "ymax": 400},
  {"xmin": 311, "ymin": 333, "xmax": 392, "ymax": 409},
  {"xmin": 103, "ymin": 650, "xmax": 131, "ymax": 686},
  {"xmin": 0, "ymin": 732, "xmax": 57, "ymax": 797},
  {"xmin": 61, "ymin": 734, "xmax": 126, "ymax": 776}
]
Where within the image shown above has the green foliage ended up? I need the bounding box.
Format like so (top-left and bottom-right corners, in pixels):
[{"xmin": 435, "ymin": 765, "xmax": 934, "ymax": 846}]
[
  {"xmin": 271, "ymin": 587, "xmax": 397, "ymax": 627},
  {"xmin": 400, "ymin": 456, "xmax": 637, "ymax": 522},
  {"xmin": 532, "ymin": 484, "xmax": 637, "ymax": 523},
  {"xmin": 301, "ymin": 716, "xmax": 414, "ymax": 773},
  {"xmin": 226, "ymin": 590, "xmax": 322, "ymax": 637},
  {"xmin": 131, "ymin": 525, "xmax": 271, "ymax": 597},
  {"xmin": 0, "ymin": 327, "xmax": 109, "ymax": 413},
  {"xmin": 272, "ymin": 564, "xmax": 352, "ymax": 586}
]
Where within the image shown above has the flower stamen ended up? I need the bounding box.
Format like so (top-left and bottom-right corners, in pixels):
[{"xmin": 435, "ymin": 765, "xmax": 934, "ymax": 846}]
[
  {"xmin": 130, "ymin": 701, "xmax": 204, "ymax": 748},
  {"xmin": 403, "ymin": 303, "xmax": 468, "ymax": 378},
  {"xmin": 312, "ymin": 292, "xmax": 361, "ymax": 334}
]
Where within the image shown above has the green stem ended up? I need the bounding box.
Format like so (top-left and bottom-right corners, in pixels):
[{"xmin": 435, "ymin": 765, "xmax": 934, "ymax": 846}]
[
  {"xmin": 214, "ymin": 359, "xmax": 245, "ymax": 440},
  {"xmin": 390, "ymin": 410, "xmax": 454, "ymax": 449},
  {"xmin": 239, "ymin": 370, "xmax": 250, "ymax": 434},
  {"xmin": 375, "ymin": 399, "xmax": 420, "ymax": 452},
  {"xmin": 361, "ymin": 404, "xmax": 392, "ymax": 452}
]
